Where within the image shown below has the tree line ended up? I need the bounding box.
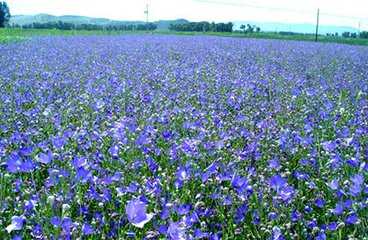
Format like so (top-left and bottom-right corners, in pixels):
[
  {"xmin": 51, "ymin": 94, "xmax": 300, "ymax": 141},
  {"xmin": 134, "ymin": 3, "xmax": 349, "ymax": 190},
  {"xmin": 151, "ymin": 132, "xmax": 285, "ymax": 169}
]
[
  {"xmin": 341, "ymin": 31, "xmax": 368, "ymax": 39},
  {"xmin": 10, "ymin": 21, "xmax": 158, "ymax": 31},
  {"xmin": 239, "ymin": 24, "xmax": 261, "ymax": 34},
  {"xmin": 169, "ymin": 21, "xmax": 234, "ymax": 32},
  {"xmin": 0, "ymin": 1, "xmax": 10, "ymax": 28}
]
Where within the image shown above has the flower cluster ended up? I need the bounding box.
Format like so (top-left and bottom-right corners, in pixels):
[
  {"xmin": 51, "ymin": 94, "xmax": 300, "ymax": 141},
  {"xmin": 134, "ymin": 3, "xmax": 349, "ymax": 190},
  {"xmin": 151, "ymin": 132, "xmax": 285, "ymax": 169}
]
[{"xmin": 0, "ymin": 35, "xmax": 367, "ymax": 239}]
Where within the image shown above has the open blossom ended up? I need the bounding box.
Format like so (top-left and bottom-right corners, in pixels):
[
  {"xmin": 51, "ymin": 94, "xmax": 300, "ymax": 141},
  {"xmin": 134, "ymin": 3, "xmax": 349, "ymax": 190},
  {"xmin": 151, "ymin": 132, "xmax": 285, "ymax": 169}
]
[
  {"xmin": 126, "ymin": 198, "xmax": 154, "ymax": 228},
  {"xmin": 82, "ymin": 223, "xmax": 94, "ymax": 235},
  {"xmin": 37, "ymin": 151, "xmax": 53, "ymax": 164},
  {"xmin": 167, "ymin": 221, "xmax": 187, "ymax": 240},
  {"xmin": 6, "ymin": 216, "xmax": 25, "ymax": 233}
]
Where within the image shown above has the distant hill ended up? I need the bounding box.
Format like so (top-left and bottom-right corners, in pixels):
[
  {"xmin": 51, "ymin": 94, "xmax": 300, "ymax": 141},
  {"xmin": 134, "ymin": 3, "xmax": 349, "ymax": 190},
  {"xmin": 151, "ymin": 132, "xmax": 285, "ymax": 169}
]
[
  {"xmin": 10, "ymin": 14, "xmax": 188, "ymax": 30},
  {"xmin": 10, "ymin": 14, "xmax": 359, "ymax": 34},
  {"xmin": 155, "ymin": 19, "xmax": 189, "ymax": 30},
  {"xmin": 233, "ymin": 21, "xmax": 359, "ymax": 35}
]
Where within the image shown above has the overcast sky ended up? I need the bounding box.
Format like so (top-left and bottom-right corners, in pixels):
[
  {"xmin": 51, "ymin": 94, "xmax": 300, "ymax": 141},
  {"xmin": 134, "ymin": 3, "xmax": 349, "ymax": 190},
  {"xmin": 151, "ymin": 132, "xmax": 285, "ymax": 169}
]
[{"xmin": 6, "ymin": 0, "xmax": 368, "ymax": 29}]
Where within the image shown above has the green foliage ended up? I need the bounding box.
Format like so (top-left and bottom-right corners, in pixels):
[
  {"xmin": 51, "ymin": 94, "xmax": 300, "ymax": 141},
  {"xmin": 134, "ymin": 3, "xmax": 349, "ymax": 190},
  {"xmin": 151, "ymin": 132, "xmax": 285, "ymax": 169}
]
[
  {"xmin": 11, "ymin": 21, "xmax": 157, "ymax": 31},
  {"xmin": 169, "ymin": 21, "xmax": 233, "ymax": 33},
  {"xmin": 343, "ymin": 32, "xmax": 358, "ymax": 38},
  {"xmin": 359, "ymin": 31, "xmax": 368, "ymax": 39},
  {"xmin": 0, "ymin": 1, "xmax": 11, "ymax": 28},
  {"xmin": 240, "ymin": 24, "xmax": 261, "ymax": 34},
  {"xmin": 0, "ymin": 28, "xmax": 133, "ymax": 43}
]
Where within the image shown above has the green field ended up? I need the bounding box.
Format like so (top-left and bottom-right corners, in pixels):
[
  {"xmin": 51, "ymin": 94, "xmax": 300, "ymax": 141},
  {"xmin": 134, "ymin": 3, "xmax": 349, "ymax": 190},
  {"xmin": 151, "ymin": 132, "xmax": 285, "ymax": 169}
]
[
  {"xmin": 0, "ymin": 28, "xmax": 130, "ymax": 43},
  {"xmin": 1, "ymin": 28, "xmax": 368, "ymax": 46}
]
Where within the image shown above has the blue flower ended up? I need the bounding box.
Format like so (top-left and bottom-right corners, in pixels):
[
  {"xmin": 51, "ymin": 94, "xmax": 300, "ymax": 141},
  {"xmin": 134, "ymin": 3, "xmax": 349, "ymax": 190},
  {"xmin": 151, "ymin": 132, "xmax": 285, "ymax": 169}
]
[
  {"xmin": 6, "ymin": 216, "xmax": 25, "ymax": 233},
  {"xmin": 314, "ymin": 198, "xmax": 325, "ymax": 208},
  {"xmin": 332, "ymin": 202, "xmax": 344, "ymax": 216},
  {"xmin": 167, "ymin": 221, "xmax": 186, "ymax": 240},
  {"xmin": 61, "ymin": 217, "xmax": 73, "ymax": 232},
  {"xmin": 349, "ymin": 174, "xmax": 364, "ymax": 196},
  {"xmin": 278, "ymin": 185, "xmax": 295, "ymax": 202},
  {"xmin": 268, "ymin": 158, "xmax": 281, "ymax": 170},
  {"xmin": 345, "ymin": 213, "xmax": 359, "ymax": 225},
  {"xmin": 321, "ymin": 141, "xmax": 337, "ymax": 152},
  {"xmin": 269, "ymin": 175, "xmax": 287, "ymax": 191},
  {"xmin": 327, "ymin": 222, "xmax": 337, "ymax": 231},
  {"xmin": 82, "ymin": 223, "xmax": 94, "ymax": 235},
  {"xmin": 125, "ymin": 198, "xmax": 154, "ymax": 228},
  {"xmin": 37, "ymin": 151, "xmax": 53, "ymax": 164},
  {"xmin": 315, "ymin": 232, "xmax": 326, "ymax": 240},
  {"xmin": 327, "ymin": 179, "xmax": 339, "ymax": 190},
  {"xmin": 50, "ymin": 216, "xmax": 61, "ymax": 227},
  {"xmin": 270, "ymin": 226, "xmax": 285, "ymax": 240}
]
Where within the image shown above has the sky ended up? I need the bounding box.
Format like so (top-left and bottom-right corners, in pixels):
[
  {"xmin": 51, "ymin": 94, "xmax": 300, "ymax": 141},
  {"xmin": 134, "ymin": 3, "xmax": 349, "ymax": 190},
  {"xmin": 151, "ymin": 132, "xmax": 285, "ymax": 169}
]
[{"xmin": 6, "ymin": 0, "xmax": 368, "ymax": 29}]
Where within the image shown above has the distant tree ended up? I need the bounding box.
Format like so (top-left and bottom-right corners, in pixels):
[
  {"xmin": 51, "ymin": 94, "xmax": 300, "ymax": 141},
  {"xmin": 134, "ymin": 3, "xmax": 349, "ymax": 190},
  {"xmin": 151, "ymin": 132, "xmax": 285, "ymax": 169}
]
[
  {"xmin": 240, "ymin": 24, "xmax": 246, "ymax": 33},
  {"xmin": 360, "ymin": 31, "xmax": 368, "ymax": 39},
  {"xmin": 169, "ymin": 21, "xmax": 232, "ymax": 33},
  {"xmin": 17, "ymin": 20, "xmax": 157, "ymax": 32},
  {"xmin": 342, "ymin": 32, "xmax": 351, "ymax": 38},
  {"xmin": 256, "ymin": 26, "xmax": 261, "ymax": 33},
  {"xmin": 210, "ymin": 22, "xmax": 216, "ymax": 32},
  {"xmin": 226, "ymin": 22, "xmax": 233, "ymax": 32},
  {"xmin": 0, "ymin": 1, "xmax": 11, "ymax": 28},
  {"xmin": 246, "ymin": 24, "xmax": 254, "ymax": 33}
]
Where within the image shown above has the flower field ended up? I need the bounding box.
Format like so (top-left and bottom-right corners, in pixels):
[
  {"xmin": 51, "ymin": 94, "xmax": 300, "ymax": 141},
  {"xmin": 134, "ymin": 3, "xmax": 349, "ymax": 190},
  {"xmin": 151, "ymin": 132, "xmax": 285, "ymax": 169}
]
[{"xmin": 0, "ymin": 35, "xmax": 367, "ymax": 239}]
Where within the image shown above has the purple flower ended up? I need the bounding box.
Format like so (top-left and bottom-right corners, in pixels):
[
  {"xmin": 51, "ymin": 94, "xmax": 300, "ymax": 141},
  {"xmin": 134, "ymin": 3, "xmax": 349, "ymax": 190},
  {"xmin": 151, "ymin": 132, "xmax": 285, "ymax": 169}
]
[
  {"xmin": 321, "ymin": 141, "xmax": 337, "ymax": 152},
  {"xmin": 328, "ymin": 179, "xmax": 339, "ymax": 190},
  {"xmin": 37, "ymin": 151, "xmax": 53, "ymax": 164},
  {"xmin": 231, "ymin": 175, "xmax": 252, "ymax": 194},
  {"xmin": 290, "ymin": 210, "xmax": 301, "ymax": 222},
  {"xmin": 316, "ymin": 232, "xmax": 326, "ymax": 240},
  {"xmin": 268, "ymin": 212, "xmax": 278, "ymax": 221},
  {"xmin": 327, "ymin": 222, "xmax": 337, "ymax": 231},
  {"xmin": 72, "ymin": 156, "xmax": 88, "ymax": 169},
  {"xmin": 314, "ymin": 198, "xmax": 326, "ymax": 208},
  {"xmin": 345, "ymin": 213, "xmax": 359, "ymax": 225},
  {"xmin": 278, "ymin": 185, "xmax": 295, "ymax": 202},
  {"xmin": 176, "ymin": 166, "xmax": 190, "ymax": 182},
  {"xmin": 201, "ymin": 161, "xmax": 218, "ymax": 182},
  {"xmin": 176, "ymin": 204, "xmax": 192, "ymax": 215},
  {"xmin": 349, "ymin": 174, "xmax": 364, "ymax": 196},
  {"xmin": 194, "ymin": 229, "xmax": 208, "ymax": 239},
  {"xmin": 6, "ymin": 153, "xmax": 22, "ymax": 173},
  {"xmin": 235, "ymin": 203, "xmax": 248, "ymax": 223},
  {"xmin": 20, "ymin": 159, "xmax": 35, "ymax": 173},
  {"xmin": 76, "ymin": 167, "xmax": 92, "ymax": 183},
  {"xmin": 268, "ymin": 158, "xmax": 281, "ymax": 170},
  {"xmin": 50, "ymin": 216, "xmax": 61, "ymax": 227},
  {"xmin": 82, "ymin": 223, "xmax": 94, "ymax": 235},
  {"xmin": 6, "ymin": 216, "xmax": 25, "ymax": 233},
  {"xmin": 271, "ymin": 226, "xmax": 285, "ymax": 240},
  {"xmin": 269, "ymin": 175, "xmax": 287, "ymax": 191},
  {"xmin": 52, "ymin": 136, "xmax": 66, "ymax": 149},
  {"xmin": 61, "ymin": 217, "xmax": 73, "ymax": 232},
  {"xmin": 125, "ymin": 198, "xmax": 154, "ymax": 228},
  {"xmin": 167, "ymin": 221, "xmax": 186, "ymax": 240},
  {"xmin": 332, "ymin": 202, "xmax": 344, "ymax": 216}
]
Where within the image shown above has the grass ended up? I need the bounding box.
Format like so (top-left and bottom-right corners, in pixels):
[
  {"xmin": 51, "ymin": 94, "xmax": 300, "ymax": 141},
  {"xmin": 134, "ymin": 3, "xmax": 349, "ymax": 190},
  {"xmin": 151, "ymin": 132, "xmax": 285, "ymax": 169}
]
[
  {"xmin": 1, "ymin": 28, "xmax": 368, "ymax": 46},
  {"xmin": 157, "ymin": 30, "xmax": 368, "ymax": 46},
  {"xmin": 0, "ymin": 28, "xmax": 134, "ymax": 43}
]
